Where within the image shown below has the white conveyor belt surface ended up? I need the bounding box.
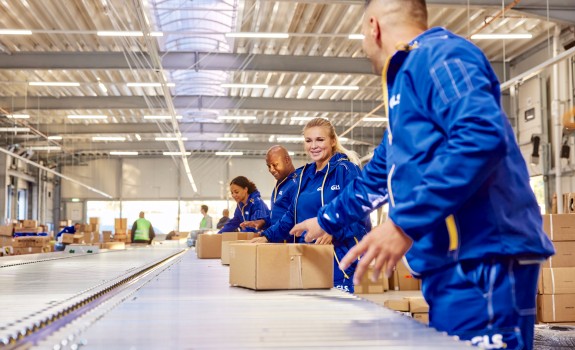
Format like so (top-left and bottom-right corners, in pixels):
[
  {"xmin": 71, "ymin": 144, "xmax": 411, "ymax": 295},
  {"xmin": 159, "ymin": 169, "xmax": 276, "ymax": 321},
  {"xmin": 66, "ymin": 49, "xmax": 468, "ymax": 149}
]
[{"xmin": 3, "ymin": 246, "xmax": 472, "ymax": 350}]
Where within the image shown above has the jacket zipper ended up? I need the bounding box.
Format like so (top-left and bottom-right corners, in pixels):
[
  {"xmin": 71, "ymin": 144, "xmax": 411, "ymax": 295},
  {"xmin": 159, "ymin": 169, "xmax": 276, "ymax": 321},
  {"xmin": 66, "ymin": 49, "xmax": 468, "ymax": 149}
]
[{"xmin": 388, "ymin": 164, "xmax": 396, "ymax": 208}]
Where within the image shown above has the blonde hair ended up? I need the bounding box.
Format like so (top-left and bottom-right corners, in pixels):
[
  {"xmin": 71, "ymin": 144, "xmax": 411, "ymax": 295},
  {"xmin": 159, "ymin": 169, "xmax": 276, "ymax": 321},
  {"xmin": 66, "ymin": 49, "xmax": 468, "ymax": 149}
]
[{"xmin": 303, "ymin": 118, "xmax": 361, "ymax": 167}]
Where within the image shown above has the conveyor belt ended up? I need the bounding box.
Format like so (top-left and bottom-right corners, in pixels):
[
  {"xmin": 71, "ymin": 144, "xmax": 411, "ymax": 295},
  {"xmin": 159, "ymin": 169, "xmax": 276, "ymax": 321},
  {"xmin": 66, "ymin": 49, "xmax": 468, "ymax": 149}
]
[{"xmin": 0, "ymin": 246, "xmax": 471, "ymax": 349}]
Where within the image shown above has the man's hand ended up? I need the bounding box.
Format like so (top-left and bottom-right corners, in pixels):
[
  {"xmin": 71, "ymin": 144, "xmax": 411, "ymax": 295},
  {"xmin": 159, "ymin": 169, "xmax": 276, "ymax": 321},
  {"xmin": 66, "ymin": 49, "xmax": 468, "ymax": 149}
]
[
  {"xmin": 289, "ymin": 218, "xmax": 326, "ymax": 242},
  {"xmin": 314, "ymin": 233, "xmax": 333, "ymax": 245},
  {"xmin": 250, "ymin": 236, "xmax": 268, "ymax": 243},
  {"xmin": 240, "ymin": 219, "xmax": 265, "ymax": 230},
  {"xmin": 339, "ymin": 219, "xmax": 413, "ymax": 285}
]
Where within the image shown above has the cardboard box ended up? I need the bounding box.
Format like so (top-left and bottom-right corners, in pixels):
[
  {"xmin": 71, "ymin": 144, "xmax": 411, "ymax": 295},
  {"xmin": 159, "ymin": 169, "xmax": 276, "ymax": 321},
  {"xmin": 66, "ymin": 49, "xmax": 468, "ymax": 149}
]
[
  {"xmin": 0, "ymin": 236, "xmax": 13, "ymax": 246},
  {"xmin": 538, "ymin": 294, "xmax": 575, "ymax": 322},
  {"xmin": 13, "ymin": 236, "xmax": 50, "ymax": 248},
  {"xmin": 0, "ymin": 225, "xmax": 13, "ymax": 237},
  {"xmin": 221, "ymin": 240, "xmax": 250, "ymax": 265},
  {"xmin": 21, "ymin": 220, "xmax": 37, "ymax": 228},
  {"xmin": 406, "ymin": 297, "xmax": 429, "ymax": 313},
  {"xmin": 383, "ymin": 299, "xmax": 410, "ymax": 312},
  {"xmin": 102, "ymin": 231, "xmax": 112, "ymax": 242},
  {"xmin": 354, "ymin": 265, "xmax": 389, "ymax": 294},
  {"xmin": 543, "ymin": 241, "xmax": 575, "ymax": 268},
  {"xmin": 229, "ymin": 243, "xmax": 333, "ymax": 290},
  {"xmin": 89, "ymin": 217, "xmax": 100, "ymax": 225},
  {"xmin": 13, "ymin": 247, "xmax": 49, "ymax": 255},
  {"xmin": 103, "ymin": 242, "xmax": 125, "ymax": 250},
  {"xmin": 114, "ymin": 218, "xmax": 128, "ymax": 229},
  {"xmin": 61, "ymin": 234, "xmax": 75, "ymax": 244},
  {"xmin": 72, "ymin": 233, "xmax": 84, "ymax": 244},
  {"xmin": 221, "ymin": 232, "xmax": 258, "ymax": 241},
  {"xmin": 59, "ymin": 220, "xmax": 72, "ymax": 227},
  {"xmin": 196, "ymin": 233, "xmax": 223, "ymax": 259},
  {"xmin": 542, "ymin": 214, "xmax": 575, "ymax": 241},
  {"xmin": 14, "ymin": 227, "xmax": 42, "ymax": 234},
  {"xmin": 389, "ymin": 259, "xmax": 421, "ymax": 291},
  {"xmin": 412, "ymin": 313, "xmax": 429, "ymax": 324},
  {"xmin": 539, "ymin": 267, "xmax": 575, "ymax": 294}
]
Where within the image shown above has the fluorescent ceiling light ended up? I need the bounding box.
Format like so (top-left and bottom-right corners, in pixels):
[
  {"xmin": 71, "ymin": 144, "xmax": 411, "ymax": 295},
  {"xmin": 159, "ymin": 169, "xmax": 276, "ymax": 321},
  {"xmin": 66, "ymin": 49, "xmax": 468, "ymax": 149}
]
[
  {"xmin": 144, "ymin": 115, "xmax": 183, "ymax": 120},
  {"xmin": 67, "ymin": 115, "xmax": 107, "ymax": 119},
  {"xmin": 98, "ymin": 82, "xmax": 107, "ymax": 93},
  {"xmin": 71, "ymin": 198, "xmax": 81, "ymax": 202},
  {"xmin": 110, "ymin": 151, "xmax": 139, "ymax": 156},
  {"xmin": 217, "ymin": 137, "xmax": 249, "ymax": 141},
  {"xmin": 276, "ymin": 137, "xmax": 303, "ymax": 142},
  {"xmin": 97, "ymin": 31, "xmax": 144, "ymax": 37},
  {"xmin": 0, "ymin": 127, "xmax": 30, "ymax": 132},
  {"xmin": 471, "ymin": 33, "xmax": 532, "ymax": 40},
  {"xmin": 215, "ymin": 151, "xmax": 244, "ymax": 156},
  {"xmin": 217, "ymin": 116, "xmax": 257, "ymax": 120},
  {"xmin": 127, "ymin": 82, "xmax": 176, "ymax": 87},
  {"xmin": 288, "ymin": 151, "xmax": 295, "ymax": 156},
  {"xmin": 363, "ymin": 117, "xmax": 389, "ymax": 122},
  {"xmin": 135, "ymin": 134, "xmax": 142, "ymax": 141},
  {"xmin": 0, "ymin": 29, "xmax": 32, "ymax": 35},
  {"xmin": 92, "ymin": 136, "xmax": 126, "ymax": 141},
  {"xmin": 221, "ymin": 83, "xmax": 268, "ymax": 89},
  {"xmin": 155, "ymin": 137, "xmax": 189, "ymax": 141},
  {"xmin": 312, "ymin": 85, "xmax": 359, "ymax": 91},
  {"xmin": 291, "ymin": 116, "xmax": 315, "ymax": 121},
  {"xmin": 225, "ymin": 32, "xmax": 289, "ymax": 39},
  {"xmin": 29, "ymin": 81, "xmax": 80, "ymax": 87},
  {"xmin": 348, "ymin": 34, "xmax": 365, "ymax": 40},
  {"xmin": 27, "ymin": 146, "xmax": 61, "ymax": 151},
  {"xmin": 150, "ymin": 32, "xmax": 163, "ymax": 37},
  {"xmin": 6, "ymin": 114, "xmax": 30, "ymax": 119},
  {"xmin": 163, "ymin": 151, "xmax": 191, "ymax": 156},
  {"xmin": 47, "ymin": 135, "xmax": 63, "ymax": 140},
  {"xmin": 339, "ymin": 137, "xmax": 349, "ymax": 142}
]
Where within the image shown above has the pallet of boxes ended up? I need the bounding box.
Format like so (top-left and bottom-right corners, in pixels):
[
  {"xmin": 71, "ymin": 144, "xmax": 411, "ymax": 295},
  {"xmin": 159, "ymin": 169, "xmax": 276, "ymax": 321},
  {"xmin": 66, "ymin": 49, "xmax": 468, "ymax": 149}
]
[
  {"xmin": 106, "ymin": 218, "xmax": 128, "ymax": 250},
  {"xmin": 538, "ymin": 214, "xmax": 575, "ymax": 324},
  {"xmin": 12, "ymin": 220, "xmax": 51, "ymax": 255},
  {"xmin": 0, "ymin": 224, "xmax": 13, "ymax": 256}
]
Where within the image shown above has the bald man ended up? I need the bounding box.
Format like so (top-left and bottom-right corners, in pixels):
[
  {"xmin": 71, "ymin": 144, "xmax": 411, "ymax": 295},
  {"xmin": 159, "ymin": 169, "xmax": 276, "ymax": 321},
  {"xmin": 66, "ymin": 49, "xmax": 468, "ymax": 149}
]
[
  {"xmin": 131, "ymin": 211, "xmax": 155, "ymax": 244},
  {"xmin": 242, "ymin": 145, "xmax": 299, "ymax": 242},
  {"xmin": 290, "ymin": 1, "xmax": 554, "ymax": 349}
]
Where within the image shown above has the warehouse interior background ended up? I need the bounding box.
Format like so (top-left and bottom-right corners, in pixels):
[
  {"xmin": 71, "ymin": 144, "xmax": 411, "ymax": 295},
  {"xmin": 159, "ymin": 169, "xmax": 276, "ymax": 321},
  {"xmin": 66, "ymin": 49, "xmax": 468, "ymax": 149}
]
[{"xmin": 0, "ymin": 0, "xmax": 574, "ymax": 234}]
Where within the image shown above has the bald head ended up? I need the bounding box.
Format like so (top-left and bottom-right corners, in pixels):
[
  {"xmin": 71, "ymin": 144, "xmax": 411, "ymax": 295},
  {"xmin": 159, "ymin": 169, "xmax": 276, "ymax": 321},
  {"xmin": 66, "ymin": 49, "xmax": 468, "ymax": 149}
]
[
  {"xmin": 362, "ymin": 0, "xmax": 428, "ymax": 73},
  {"xmin": 266, "ymin": 145, "xmax": 295, "ymax": 181},
  {"xmin": 139, "ymin": 211, "xmax": 145, "ymax": 218}
]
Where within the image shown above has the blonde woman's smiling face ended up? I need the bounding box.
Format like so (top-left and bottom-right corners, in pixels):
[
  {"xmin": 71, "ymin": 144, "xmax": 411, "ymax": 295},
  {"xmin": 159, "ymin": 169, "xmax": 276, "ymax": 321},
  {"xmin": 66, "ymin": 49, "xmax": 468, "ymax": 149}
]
[{"xmin": 304, "ymin": 126, "xmax": 335, "ymax": 167}]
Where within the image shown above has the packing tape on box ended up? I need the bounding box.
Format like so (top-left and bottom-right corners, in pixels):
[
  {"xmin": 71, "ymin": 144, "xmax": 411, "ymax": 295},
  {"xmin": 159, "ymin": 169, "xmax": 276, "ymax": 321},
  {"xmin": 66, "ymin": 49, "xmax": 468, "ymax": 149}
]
[
  {"xmin": 550, "ymin": 214, "xmax": 554, "ymax": 241},
  {"xmin": 289, "ymin": 245, "xmax": 304, "ymax": 289},
  {"xmin": 551, "ymin": 268, "xmax": 556, "ymax": 321}
]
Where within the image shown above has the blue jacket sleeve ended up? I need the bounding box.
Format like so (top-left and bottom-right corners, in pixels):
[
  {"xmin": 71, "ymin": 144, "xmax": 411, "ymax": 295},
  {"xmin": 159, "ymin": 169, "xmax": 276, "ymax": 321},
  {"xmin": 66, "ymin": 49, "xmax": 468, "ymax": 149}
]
[
  {"xmin": 262, "ymin": 202, "xmax": 296, "ymax": 243},
  {"xmin": 219, "ymin": 207, "xmax": 242, "ymax": 233},
  {"xmin": 317, "ymin": 135, "xmax": 389, "ymax": 236},
  {"xmin": 249, "ymin": 200, "xmax": 270, "ymax": 221},
  {"xmin": 389, "ymin": 53, "xmax": 507, "ymax": 240}
]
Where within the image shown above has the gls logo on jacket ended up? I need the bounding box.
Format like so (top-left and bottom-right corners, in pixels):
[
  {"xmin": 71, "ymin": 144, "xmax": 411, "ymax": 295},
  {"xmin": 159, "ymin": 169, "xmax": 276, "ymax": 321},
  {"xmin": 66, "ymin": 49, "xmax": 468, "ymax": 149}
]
[
  {"xmin": 331, "ymin": 185, "xmax": 340, "ymax": 191},
  {"xmin": 390, "ymin": 94, "xmax": 400, "ymax": 109}
]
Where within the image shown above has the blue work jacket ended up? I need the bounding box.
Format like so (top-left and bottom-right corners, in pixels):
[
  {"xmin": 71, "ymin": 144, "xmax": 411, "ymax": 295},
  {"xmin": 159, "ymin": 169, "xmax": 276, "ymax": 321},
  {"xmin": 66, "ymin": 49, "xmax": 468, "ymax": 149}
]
[{"xmin": 219, "ymin": 190, "xmax": 270, "ymax": 233}]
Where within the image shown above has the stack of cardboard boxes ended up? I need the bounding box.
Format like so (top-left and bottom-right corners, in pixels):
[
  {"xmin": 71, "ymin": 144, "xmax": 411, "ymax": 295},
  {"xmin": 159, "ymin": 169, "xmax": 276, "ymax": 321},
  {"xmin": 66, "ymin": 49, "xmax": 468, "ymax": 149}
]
[
  {"xmin": 0, "ymin": 225, "xmax": 13, "ymax": 256},
  {"xmin": 113, "ymin": 218, "xmax": 130, "ymax": 243},
  {"xmin": 14, "ymin": 220, "xmax": 43, "ymax": 235},
  {"xmin": 80, "ymin": 218, "xmax": 101, "ymax": 244},
  {"xmin": 538, "ymin": 214, "xmax": 575, "ymax": 324},
  {"xmin": 12, "ymin": 236, "xmax": 51, "ymax": 255}
]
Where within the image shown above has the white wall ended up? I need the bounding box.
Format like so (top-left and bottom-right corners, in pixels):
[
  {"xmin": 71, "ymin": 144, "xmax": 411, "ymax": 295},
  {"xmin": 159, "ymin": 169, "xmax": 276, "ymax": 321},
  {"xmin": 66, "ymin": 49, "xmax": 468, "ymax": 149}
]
[{"xmin": 62, "ymin": 156, "xmax": 308, "ymax": 201}]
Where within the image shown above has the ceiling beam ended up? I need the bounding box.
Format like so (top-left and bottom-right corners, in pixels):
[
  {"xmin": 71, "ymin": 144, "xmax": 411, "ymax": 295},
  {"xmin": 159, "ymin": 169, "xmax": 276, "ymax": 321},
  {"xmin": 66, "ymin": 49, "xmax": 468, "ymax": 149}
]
[
  {"xmin": 264, "ymin": 0, "xmax": 575, "ymax": 25},
  {"xmin": 0, "ymin": 52, "xmax": 373, "ymax": 75},
  {"xmin": 0, "ymin": 96, "xmax": 384, "ymax": 115}
]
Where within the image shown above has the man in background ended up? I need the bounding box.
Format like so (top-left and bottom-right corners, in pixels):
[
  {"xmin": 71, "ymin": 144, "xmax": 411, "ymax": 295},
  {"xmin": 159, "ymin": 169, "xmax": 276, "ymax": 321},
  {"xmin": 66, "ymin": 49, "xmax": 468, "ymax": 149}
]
[
  {"xmin": 131, "ymin": 211, "xmax": 155, "ymax": 244},
  {"xmin": 216, "ymin": 209, "xmax": 230, "ymax": 230},
  {"xmin": 199, "ymin": 205, "xmax": 213, "ymax": 229},
  {"xmin": 55, "ymin": 222, "xmax": 81, "ymax": 251}
]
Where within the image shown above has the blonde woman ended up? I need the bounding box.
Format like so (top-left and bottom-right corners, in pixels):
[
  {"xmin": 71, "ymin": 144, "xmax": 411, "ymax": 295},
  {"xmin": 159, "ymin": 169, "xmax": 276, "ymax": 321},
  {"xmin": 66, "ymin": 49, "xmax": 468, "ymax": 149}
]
[{"xmin": 258, "ymin": 118, "xmax": 370, "ymax": 293}]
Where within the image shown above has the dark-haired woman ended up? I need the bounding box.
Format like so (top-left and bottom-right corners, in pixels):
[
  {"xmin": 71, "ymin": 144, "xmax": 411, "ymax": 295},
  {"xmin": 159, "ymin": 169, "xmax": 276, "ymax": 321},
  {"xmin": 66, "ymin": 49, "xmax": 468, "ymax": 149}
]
[{"xmin": 218, "ymin": 176, "xmax": 270, "ymax": 233}]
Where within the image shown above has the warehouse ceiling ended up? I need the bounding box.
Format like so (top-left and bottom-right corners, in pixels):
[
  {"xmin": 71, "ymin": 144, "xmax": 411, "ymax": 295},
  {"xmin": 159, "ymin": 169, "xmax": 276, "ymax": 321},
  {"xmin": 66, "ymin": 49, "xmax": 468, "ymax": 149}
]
[{"xmin": 0, "ymin": 0, "xmax": 573, "ymax": 167}]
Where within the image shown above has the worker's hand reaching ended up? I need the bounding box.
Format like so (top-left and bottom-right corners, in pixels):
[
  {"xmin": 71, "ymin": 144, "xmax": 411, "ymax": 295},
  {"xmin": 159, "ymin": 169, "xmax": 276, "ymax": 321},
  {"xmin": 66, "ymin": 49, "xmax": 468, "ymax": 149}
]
[
  {"xmin": 339, "ymin": 219, "xmax": 413, "ymax": 285},
  {"xmin": 314, "ymin": 233, "xmax": 332, "ymax": 245},
  {"xmin": 250, "ymin": 236, "xmax": 268, "ymax": 243},
  {"xmin": 240, "ymin": 219, "xmax": 266, "ymax": 230},
  {"xmin": 289, "ymin": 218, "xmax": 326, "ymax": 242}
]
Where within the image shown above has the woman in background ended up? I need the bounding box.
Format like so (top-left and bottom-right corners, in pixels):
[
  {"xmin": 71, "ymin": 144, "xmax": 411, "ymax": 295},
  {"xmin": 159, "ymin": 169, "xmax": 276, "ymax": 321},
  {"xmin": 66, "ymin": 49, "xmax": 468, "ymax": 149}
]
[{"xmin": 219, "ymin": 176, "xmax": 270, "ymax": 233}]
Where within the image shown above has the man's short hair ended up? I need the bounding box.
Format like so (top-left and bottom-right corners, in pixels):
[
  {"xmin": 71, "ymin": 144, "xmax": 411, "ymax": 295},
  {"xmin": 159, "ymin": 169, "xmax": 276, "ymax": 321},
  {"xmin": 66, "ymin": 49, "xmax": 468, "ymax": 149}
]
[{"xmin": 201, "ymin": 204, "xmax": 208, "ymax": 212}]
